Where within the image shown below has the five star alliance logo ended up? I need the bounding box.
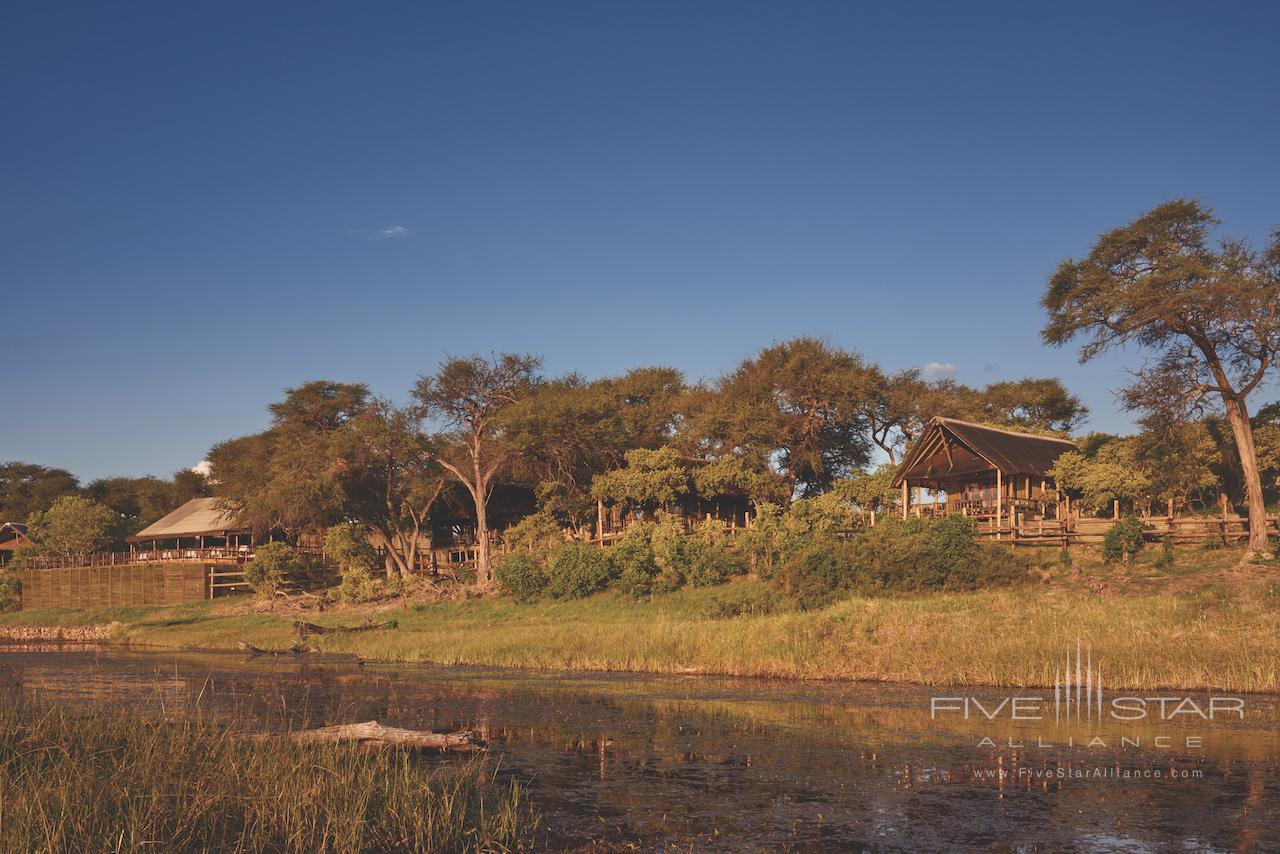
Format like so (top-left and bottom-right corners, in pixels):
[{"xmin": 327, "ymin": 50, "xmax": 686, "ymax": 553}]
[{"xmin": 1054, "ymin": 639, "xmax": 1102, "ymax": 722}]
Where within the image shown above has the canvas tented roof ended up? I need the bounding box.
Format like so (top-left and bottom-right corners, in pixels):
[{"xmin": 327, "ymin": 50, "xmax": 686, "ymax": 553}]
[
  {"xmin": 129, "ymin": 497, "xmax": 244, "ymax": 541},
  {"xmin": 893, "ymin": 417, "xmax": 1077, "ymax": 486}
]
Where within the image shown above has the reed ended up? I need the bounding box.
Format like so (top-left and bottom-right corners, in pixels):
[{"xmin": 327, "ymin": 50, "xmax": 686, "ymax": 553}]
[{"xmin": 0, "ymin": 693, "xmax": 537, "ymax": 853}]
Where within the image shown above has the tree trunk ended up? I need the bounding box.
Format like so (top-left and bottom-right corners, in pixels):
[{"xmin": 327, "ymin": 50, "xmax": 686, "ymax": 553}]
[
  {"xmin": 1223, "ymin": 396, "xmax": 1270, "ymax": 553},
  {"xmin": 471, "ymin": 478, "xmax": 492, "ymax": 588}
]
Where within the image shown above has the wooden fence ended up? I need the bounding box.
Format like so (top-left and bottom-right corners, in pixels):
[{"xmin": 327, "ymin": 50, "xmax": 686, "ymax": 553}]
[
  {"xmin": 19, "ymin": 561, "xmax": 340, "ymax": 610},
  {"xmin": 967, "ymin": 514, "xmax": 1280, "ymax": 547},
  {"xmin": 20, "ymin": 563, "xmax": 211, "ymax": 610}
]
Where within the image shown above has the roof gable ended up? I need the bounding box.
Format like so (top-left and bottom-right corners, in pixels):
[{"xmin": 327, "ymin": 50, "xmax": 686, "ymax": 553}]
[
  {"xmin": 894, "ymin": 417, "xmax": 1077, "ymax": 485},
  {"xmin": 130, "ymin": 497, "xmax": 243, "ymax": 540}
]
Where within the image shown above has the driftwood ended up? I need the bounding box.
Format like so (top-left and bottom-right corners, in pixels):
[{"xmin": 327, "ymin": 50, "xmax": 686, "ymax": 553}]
[
  {"xmin": 292, "ymin": 618, "xmax": 398, "ymax": 639},
  {"xmin": 238, "ymin": 641, "xmax": 313, "ymax": 656},
  {"xmin": 267, "ymin": 720, "xmax": 485, "ymax": 752}
]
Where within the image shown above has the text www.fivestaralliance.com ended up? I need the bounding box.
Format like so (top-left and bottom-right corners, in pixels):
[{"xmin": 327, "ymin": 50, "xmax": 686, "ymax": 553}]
[{"xmin": 973, "ymin": 768, "xmax": 1203, "ymax": 781}]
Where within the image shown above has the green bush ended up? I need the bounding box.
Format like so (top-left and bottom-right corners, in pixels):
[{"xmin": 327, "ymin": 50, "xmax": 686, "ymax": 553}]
[
  {"xmin": 494, "ymin": 553, "xmax": 547, "ymax": 602},
  {"xmin": 736, "ymin": 502, "xmax": 784, "ymax": 577},
  {"xmin": 1154, "ymin": 536, "xmax": 1175, "ymax": 571},
  {"xmin": 776, "ymin": 516, "xmax": 1028, "ymax": 608},
  {"xmin": 0, "ymin": 567, "xmax": 19, "ymax": 611},
  {"xmin": 610, "ymin": 523, "xmax": 662, "ymax": 597},
  {"xmin": 1102, "ymin": 517, "xmax": 1147, "ymax": 564},
  {"xmin": 546, "ymin": 543, "xmax": 615, "ymax": 599},
  {"xmin": 244, "ymin": 541, "xmax": 301, "ymax": 597},
  {"xmin": 778, "ymin": 542, "xmax": 851, "ymax": 610},
  {"xmin": 684, "ymin": 540, "xmax": 747, "ymax": 587},
  {"xmin": 337, "ymin": 567, "xmax": 377, "ymax": 603},
  {"xmin": 325, "ymin": 524, "xmax": 381, "ymax": 603},
  {"xmin": 500, "ymin": 510, "xmax": 564, "ymax": 556}
]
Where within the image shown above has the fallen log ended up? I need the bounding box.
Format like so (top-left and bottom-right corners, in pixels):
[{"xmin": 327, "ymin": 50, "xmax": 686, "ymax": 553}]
[
  {"xmin": 238, "ymin": 641, "xmax": 313, "ymax": 656},
  {"xmin": 268, "ymin": 721, "xmax": 484, "ymax": 752},
  {"xmin": 292, "ymin": 618, "xmax": 398, "ymax": 639}
]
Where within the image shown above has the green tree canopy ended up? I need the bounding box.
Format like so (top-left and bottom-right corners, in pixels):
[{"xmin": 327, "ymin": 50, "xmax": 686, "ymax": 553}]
[
  {"xmin": 413, "ymin": 353, "xmax": 543, "ymax": 588},
  {"xmin": 682, "ymin": 338, "xmax": 880, "ymax": 498},
  {"xmin": 25, "ymin": 495, "xmax": 119, "ymax": 556},
  {"xmin": 0, "ymin": 462, "xmax": 80, "ymax": 522}
]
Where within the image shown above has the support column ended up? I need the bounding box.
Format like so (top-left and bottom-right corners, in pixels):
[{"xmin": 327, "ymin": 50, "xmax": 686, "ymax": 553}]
[
  {"xmin": 996, "ymin": 470, "xmax": 1003, "ymax": 540},
  {"xmin": 902, "ymin": 480, "xmax": 909, "ymax": 520}
]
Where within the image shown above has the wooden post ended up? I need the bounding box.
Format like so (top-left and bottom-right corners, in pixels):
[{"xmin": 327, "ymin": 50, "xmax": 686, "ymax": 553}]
[
  {"xmin": 596, "ymin": 499, "xmax": 605, "ymax": 548},
  {"xmin": 1113, "ymin": 499, "xmax": 1120, "ymax": 520},
  {"xmin": 995, "ymin": 470, "xmax": 1003, "ymax": 540},
  {"xmin": 902, "ymin": 480, "xmax": 909, "ymax": 520}
]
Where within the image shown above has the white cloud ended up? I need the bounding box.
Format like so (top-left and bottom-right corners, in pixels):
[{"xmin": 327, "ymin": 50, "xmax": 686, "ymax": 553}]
[
  {"xmin": 351, "ymin": 225, "xmax": 411, "ymax": 241},
  {"xmin": 921, "ymin": 361, "xmax": 957, "ymax": 378}
]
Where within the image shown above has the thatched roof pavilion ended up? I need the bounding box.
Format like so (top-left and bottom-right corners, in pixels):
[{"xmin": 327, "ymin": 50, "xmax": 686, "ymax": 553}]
[{"xmin": 893, "ymin": 417, "xmax": 1077, "ymax": 526}]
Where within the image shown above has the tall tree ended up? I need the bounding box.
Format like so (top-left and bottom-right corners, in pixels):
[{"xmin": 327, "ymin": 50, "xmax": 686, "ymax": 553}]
[
  {"xmin": 683, "ymin": 338, "xmax": 879, "ymax": 498},
  {"xmin": 344, "ymin": 399, "xmax": 447, "ymax": 580},
  {"xmin": 25, "ymin": 495, "xmax": 118, "ymax": 556},
  {"xmin": 505, "ymin": 366, "xmax": 685, "ymax": 532},
  {"xmin": 978, "ymin": 378, "xmax": 1088, "ymax": 433},
  {"xmin": 413, "ymin": 354, "xmax": 542, "ymax": 588},
  {"xmin": 86, "ymin": 470, "xmax": 212, "ymax": 533},
  {"xmin": 208, "ymin": 381, "xmax": 372, "ymax": 532},
  {"xmin": 1043, "ymin": 200, "xmax": 1279, "ymax": 552},
  {"xmin": 0, "ymin": 462, "xmax": 80, "ymax": 521}
]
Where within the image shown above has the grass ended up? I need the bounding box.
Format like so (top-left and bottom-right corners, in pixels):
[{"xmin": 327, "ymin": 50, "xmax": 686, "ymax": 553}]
[
  {"xmin": 3, "ymin": 545, "xmax": 1278, "ymax": 692},
  {"xmin": 0, "ymin": 692, "xmax": 537, "ymax": 853}
]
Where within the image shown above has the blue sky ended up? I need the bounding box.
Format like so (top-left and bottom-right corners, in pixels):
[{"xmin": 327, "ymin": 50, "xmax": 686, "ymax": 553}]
[{"xmin": 3, "ymin": 1, "xmax": 1278, "ymax": 482}]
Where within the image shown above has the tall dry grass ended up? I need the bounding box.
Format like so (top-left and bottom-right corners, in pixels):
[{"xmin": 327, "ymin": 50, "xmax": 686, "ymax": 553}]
[{"xmin": 0, "ymin": 693, "xmax": 536, "ymax": 853}]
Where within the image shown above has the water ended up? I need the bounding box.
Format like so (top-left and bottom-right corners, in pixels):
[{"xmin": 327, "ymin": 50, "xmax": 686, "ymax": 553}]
[{"xmin": 1, "ymin": 645, "xmax": 1276, "ymax": 852}]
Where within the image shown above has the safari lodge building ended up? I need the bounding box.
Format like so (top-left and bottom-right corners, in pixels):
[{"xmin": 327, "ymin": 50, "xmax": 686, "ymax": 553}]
[{"xmin": 892, "ymin": 418, "xmax": 1078, "ymax": 531}]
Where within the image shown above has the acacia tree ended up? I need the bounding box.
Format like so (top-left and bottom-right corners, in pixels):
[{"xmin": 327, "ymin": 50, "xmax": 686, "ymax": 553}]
[
  {"xmin": 0, "ymin": 462, "xmax": 80, "ymax": 522},
  {"xmin": 683, "ymin": 338, "xmax": 880, "ymax": 498},
  {"xmin": 208, "ymin": 381, "xmax": 373, "ymax": 533},
  {"xmin": 344, "ymin": 399, "xmax": 447, "ymax": 580},
  {"xmin": 503, "ymin": 367, "xmax": 684, "ymax": 533},
  {"xmin": 413, "ymin": 354, "xmax": 541, "ymax": 588},
  {"xmin": 1043, "ymin": 200, "xmax": 1279, "ymax": 552}
]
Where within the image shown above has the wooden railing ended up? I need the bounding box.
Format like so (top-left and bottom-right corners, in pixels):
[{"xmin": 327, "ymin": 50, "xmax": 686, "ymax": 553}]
[{"xmin": 19, "ymin": 547, "xmax": 324, "ymax": 572}]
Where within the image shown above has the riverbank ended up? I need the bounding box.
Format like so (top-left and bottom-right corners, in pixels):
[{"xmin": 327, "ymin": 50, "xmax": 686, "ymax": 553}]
[{"xmin": 3, "ymin": 549, "xmax": 1278, "ymax": 691}]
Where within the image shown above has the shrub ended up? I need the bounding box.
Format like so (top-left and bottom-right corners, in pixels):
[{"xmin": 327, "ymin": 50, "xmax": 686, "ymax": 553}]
[
  {"xmin": 546, "ymin": 544, "xmax": 615, "ymax": 599},
  {"xmin": 243, "ymin": 541, "xmax": 301, "ymax": 597},
  {"xmin": 1154, "ymin": 536, "xmax": 1175, "ymax": 571},
  {"xmin": 736, "ymin": 502, "xmax": 784, "ymax": 577},
  {"xmin": 684, "ymin": 540, "xmax": 747, "ymax": 587},
  {"xmin": 325, "ymin": 524, "xmax": 381, "ymax": 603},
  {"xmin": 647, "ymin": 513, "xmax": 688, "ymax": 592},
  {"xmin": 494, "ymin": 553, "xmax": 547, "ymax": 602},
  {"xmin": 1102, "ymin": 517, "xmax": 1147, "ymax": 564},
  {"xmin": 776, "ymin": 515, "xmax": 1028, "ymax": 607},
  {"xmin": 324, "ymin": 524, "xmax": 379, "ymax": 571},
  {"xmin": 500, "ymin": 510, "xmax": 564, "ymax": 556},
  {"xmin": 0, "ymin": 567, "xmax": 19, "ymax": 611},
  {"xmin": 337, "ymin": 567, "xmax": 377, "ymax": 603},
  {"xmin": 778, "ymin": 542, "xmax": 852, "ymax": 610},
  {"xmin": 610, "ymin": 522, "xmax": 662, "ymax": 597}
]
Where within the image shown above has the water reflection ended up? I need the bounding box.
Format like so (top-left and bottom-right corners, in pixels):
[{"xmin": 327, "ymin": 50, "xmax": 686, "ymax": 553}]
[{"xmin": 0, "ymin": 647, "xmax": 1276, "ymax": 852}]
